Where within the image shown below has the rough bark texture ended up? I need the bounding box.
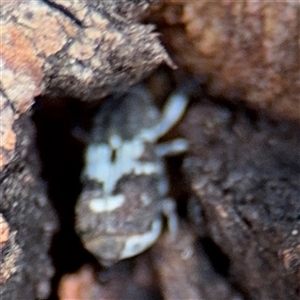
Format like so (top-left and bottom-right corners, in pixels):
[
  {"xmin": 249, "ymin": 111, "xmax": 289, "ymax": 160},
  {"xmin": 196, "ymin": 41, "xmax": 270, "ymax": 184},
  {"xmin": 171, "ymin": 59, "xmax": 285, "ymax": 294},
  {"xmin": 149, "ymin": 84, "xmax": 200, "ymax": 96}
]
[
  {"xmin": 180, "ymin": 99, "xmax": 300, "ymax": 300},
  {"xmin": 1, "ymin": 0, "xmax": 171, "ymax": 110},
  {"xmin": 0, "ymin": 114, "xmax": 58, "ymax": 299},
  {"xmin": 150, "ymin": 225, "xmax": 242, "ymax": 300},
  {"xmin": 149, "ymin": 1, "xmax": 300, "ymax": 121}
]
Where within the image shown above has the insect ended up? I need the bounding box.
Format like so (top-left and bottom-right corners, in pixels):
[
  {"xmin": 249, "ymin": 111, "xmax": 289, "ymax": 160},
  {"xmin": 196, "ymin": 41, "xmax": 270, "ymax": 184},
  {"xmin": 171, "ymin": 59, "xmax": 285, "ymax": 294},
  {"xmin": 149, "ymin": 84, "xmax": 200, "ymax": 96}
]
[{"xmin": 75, "ymin": 86, "xmax": 188, "ymax": 266}]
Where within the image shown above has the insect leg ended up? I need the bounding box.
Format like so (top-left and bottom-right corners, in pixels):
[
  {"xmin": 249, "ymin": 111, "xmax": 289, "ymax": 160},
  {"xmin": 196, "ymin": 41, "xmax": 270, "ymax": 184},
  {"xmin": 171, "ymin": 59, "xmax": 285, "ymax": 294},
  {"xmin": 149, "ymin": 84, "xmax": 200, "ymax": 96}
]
[
  {"xmin": 162, "ymin": 197, "xmax": 178, "ymax": 242},
  {"xmin": 140, "ymin": 92, "xmax": 188, "ymax": 141},
  {"xmin": 156, "ymin": 138, "xmax": 188, "ymax": 157}
]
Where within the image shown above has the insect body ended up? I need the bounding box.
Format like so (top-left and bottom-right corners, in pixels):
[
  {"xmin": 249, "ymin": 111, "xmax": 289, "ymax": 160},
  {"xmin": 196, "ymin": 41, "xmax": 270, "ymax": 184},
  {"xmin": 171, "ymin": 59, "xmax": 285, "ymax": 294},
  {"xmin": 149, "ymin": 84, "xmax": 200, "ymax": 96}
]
[{"xmin": 75, "ymin": 87, "xmax": 188, "ymax": 266}]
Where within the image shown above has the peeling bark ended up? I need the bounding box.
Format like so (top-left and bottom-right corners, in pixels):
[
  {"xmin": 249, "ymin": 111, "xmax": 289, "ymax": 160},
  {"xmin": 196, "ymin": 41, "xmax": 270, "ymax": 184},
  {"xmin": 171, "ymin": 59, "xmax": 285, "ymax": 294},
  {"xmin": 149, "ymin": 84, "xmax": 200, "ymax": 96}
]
[
  {"xmin": 1, "ymin": 0, "xmax": 171, "ymax": 112},
  {"xmin": 1, "ymin": 0, "xmax": 172, "ymax": 115}
]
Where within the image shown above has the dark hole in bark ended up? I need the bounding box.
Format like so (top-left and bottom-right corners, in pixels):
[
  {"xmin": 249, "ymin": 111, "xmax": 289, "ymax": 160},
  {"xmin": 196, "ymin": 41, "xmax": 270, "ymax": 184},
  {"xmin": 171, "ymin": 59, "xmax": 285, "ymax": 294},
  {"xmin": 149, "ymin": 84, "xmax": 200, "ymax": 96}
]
[{"xmin": 32, "ymin": 96, "xmax": 96, "ymax": 300}]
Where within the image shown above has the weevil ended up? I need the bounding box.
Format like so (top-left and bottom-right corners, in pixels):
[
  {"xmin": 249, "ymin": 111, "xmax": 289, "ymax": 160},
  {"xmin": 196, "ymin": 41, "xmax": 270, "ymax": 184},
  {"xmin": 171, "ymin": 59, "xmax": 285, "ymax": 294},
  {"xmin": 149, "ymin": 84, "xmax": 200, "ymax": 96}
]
[{"xmin": 75, "ymin": 86, "xmax": 188, "ymax": 266}]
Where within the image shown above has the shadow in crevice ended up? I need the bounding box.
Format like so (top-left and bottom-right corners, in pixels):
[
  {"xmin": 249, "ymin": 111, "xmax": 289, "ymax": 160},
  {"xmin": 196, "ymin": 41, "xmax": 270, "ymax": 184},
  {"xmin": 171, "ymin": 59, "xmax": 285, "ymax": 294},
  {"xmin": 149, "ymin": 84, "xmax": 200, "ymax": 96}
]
[
  {"xmin": 32, "ymin": 96, "xmax": 96, "ymax": 300},
  {"xmin": 199, "ymin": 238, "xmax": 230, "ymax": 278}
]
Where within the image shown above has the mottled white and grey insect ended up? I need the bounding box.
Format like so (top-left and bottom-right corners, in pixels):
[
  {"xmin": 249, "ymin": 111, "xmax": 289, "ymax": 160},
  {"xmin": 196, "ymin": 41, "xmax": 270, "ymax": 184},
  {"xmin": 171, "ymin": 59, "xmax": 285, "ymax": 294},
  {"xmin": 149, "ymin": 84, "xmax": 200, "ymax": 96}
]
[{"xmin": 75, "ymin": 87, "xmax": 188, "ymax": 266}]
